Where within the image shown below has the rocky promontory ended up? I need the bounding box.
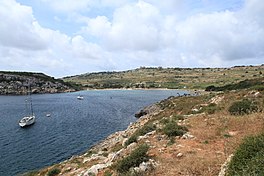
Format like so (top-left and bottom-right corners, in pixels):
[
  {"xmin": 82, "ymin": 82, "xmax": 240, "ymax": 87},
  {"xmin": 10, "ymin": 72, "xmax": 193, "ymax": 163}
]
[{"xmin": 0, "ymin": 71, "xmax": 80, "ymax": 95}]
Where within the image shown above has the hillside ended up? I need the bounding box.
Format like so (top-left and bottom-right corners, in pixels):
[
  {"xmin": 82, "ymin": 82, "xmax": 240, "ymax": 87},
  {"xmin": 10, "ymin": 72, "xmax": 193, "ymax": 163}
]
[
  {"xmin": 64, "ymin": 65, "xmax": 264, "ymax": 90},
  {"xmin": 0, "ymin": 71, "xmax": 80, "ymax": 95},
  {"xmin": 24, "ymin": 79, "xmax": 264, "ymax": 176}
]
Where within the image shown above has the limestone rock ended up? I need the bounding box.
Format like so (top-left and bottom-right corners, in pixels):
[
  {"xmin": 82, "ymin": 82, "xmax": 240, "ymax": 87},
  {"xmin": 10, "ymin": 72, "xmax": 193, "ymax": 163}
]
[
  {"xmin": 181, "ymin": 132, "xmax": 195, "ymax": 139},
  {"xmin": 135, "ymin": 104, "xmax": 160, "ymax": 118},
  {"xmin": 218, "ymin": 154, "xmax": 234, "ymax": 176},
  {"xmin": 83, "ymin": 163, "xmax": 111, "ymax": 176}
]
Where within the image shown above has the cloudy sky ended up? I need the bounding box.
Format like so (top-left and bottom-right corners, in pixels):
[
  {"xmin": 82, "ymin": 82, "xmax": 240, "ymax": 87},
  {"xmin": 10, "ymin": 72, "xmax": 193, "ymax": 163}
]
[{"xmin": 0, "ymin": 0, "xmax": 263, "ymax": 77}]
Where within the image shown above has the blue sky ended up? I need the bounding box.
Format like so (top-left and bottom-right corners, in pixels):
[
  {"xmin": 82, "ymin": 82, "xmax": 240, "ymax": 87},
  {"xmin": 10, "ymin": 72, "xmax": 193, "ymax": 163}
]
[{"xmin": 0, "ymin": 0, "xmax": 263, "ymax": 77}]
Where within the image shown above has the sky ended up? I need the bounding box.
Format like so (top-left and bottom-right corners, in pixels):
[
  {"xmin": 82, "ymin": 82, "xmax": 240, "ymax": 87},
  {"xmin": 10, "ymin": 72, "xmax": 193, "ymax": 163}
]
[{"xmin": 0, "ymin": 0, "xmax": 263, "ymax": 77}]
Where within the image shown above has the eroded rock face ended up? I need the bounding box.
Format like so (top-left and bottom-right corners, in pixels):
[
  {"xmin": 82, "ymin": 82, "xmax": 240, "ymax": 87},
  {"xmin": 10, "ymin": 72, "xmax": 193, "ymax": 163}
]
[
  {"xmin": 135, "ymin": 104, "xmax": 160, "ymax": 118},
  {"xmin": 0, "ymin": 72, "xmax": 76, "ymax": 95}
]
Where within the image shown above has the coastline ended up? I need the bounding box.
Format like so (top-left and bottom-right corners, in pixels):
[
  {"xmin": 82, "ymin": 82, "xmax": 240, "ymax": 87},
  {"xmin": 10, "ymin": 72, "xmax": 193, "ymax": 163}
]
[
  {"xmin": 22, "ymin": 88, "xmax": 264, "ymax": 176},
  {"xmin": 22, "ymin": 95, "xmax": 163, "ymax": 176},
  {"xmin": 21, "ymin": 89, "xmax": 204, "ymax": 176}
]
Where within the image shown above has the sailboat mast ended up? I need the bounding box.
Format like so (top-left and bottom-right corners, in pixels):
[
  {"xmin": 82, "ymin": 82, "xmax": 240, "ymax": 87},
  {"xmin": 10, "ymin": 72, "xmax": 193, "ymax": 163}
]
[{"xmin": 29, "ymin": 85, "xmax": 34, "ymax": 116}]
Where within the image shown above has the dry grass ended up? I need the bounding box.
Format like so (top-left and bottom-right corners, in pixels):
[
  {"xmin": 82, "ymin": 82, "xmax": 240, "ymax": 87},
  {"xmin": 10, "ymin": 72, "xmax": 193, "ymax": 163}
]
[
  {"xmin": 150, "ymin": 111, "xmax": 264, "ymax": 176},
  {"xmin": 64, "ymin": 65, "xmax": 264, "ymax": 89},
  {"xmin": 146, "ymin": 90, "xmax": 264, "ymax": 176}
]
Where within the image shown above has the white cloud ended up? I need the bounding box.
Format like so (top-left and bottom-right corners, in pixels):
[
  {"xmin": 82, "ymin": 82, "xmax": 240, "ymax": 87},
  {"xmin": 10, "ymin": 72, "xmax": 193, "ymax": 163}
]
[
  {"xmin": 71, "ymin": 35, "xmax": 105, "ymax": 60},
  {"xmin": 82, "ymin": 16, "xmax": 111, "ymax": 37},
  {"xmin": 80, "ymin": 0, "xmax": 264, "ymax": 67},
  {"xmin": 0, "ymin": 0, "xmax": 111, "ymax": 77},
  {"xmin": 1, "ymin": 0, "xmax": 264, "ymax": 77},
  {"xmin": 174, "ymin": 3, "xmax": 264, "ymax": 62},
  {"xmin": 0, "ymin": 0, "xmax": 47, "ymax": 50},
  {"xmin": 82, "ymin": 1, "xmax": 162, "ymax": 51}
]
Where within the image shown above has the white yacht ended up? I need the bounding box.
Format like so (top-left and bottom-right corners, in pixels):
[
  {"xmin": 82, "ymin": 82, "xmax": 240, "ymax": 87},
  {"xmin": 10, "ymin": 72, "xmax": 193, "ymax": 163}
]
[
  {"xmin": 19, "ymin": 87, "xmax": 36, "ymax": 127},
  {"xmin": 19, "ymin": 115, "xmax": 35, "ymax": 127}
]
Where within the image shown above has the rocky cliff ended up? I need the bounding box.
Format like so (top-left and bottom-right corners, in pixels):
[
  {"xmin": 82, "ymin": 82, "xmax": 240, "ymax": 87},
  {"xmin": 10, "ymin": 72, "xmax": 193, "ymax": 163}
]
[{"xmin": 0, "ymin": 71, "xmax": 78, "ymax": 95}]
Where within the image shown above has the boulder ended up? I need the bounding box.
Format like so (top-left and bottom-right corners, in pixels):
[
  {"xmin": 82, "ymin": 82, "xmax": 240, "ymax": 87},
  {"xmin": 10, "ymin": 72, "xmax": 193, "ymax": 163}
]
[
  {"xmin": 83, "ymin": 163, "xmax": 111, "ymax": 176},
  {"xmin": 135, "ymin": 104, "xmax": 160, "ymax": 118}
]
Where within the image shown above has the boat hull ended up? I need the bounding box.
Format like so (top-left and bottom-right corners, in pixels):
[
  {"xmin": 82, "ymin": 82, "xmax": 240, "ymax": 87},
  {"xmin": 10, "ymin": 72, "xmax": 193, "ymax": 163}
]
[{"xmin": 19, "ymin": 116, "xmax": 35, "ymax": 127}]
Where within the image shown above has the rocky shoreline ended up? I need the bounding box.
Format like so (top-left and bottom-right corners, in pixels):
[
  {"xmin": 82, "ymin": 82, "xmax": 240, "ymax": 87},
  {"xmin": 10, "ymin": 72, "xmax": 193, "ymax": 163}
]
[
  {"xmin": 59, "ymin": 103, "xmax": 161, "ymax": 176},
  {"xmin": 0, "ymin": 72, "xmax": 77, "ymax": 95}
]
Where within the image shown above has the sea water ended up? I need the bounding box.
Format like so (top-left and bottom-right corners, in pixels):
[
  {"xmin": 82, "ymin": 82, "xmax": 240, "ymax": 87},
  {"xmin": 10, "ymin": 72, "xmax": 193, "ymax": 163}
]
[{"xmin": 0, "ymin": 89, "xmax": 188, "ymax": 176}]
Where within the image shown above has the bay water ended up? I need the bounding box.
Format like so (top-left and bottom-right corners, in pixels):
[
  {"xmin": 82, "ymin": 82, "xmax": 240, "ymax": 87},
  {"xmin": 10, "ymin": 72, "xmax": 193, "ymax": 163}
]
[{"xmin": 0, "ymin": 89, "xmax": 187, "ymax": 175}]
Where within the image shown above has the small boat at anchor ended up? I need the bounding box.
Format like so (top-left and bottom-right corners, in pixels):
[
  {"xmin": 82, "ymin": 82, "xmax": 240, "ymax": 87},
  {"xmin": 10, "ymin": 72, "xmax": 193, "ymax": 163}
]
[
  {"xmin": 19, "ymin": 86, "xmax": 35, "ymax": 127},
  {"xmin": 77, "ymin": 95, "xmax": 84, "ymax": 100}
]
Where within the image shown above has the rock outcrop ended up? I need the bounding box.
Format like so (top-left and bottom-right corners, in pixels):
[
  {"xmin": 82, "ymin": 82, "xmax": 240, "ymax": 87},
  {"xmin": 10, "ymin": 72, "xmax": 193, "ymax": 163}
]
[
  {"xmin": 135, "ymin": 104, "xmax": 160, "ymax": 118},
  {"xmin": 0, "ymin": 71, "xmax": 77, "ymax": 95}
]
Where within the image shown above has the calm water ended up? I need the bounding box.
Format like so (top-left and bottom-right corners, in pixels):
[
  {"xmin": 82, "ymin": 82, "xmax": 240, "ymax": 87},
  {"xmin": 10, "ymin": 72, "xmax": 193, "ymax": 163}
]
[{"xmin": 0, "ymin": 89, "xmax": 187, "ymax": 176}]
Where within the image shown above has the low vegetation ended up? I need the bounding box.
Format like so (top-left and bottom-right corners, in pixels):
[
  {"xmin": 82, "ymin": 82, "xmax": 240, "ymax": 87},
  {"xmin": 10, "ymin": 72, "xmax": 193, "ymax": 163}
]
[
  {"xmin": 125, "ymin": 123, "xmax": 156, "ymax": 146},
  {"xmin": 47, "ymin": 168, "xmax": 61, "ymax": 176},
  {"xmin": 115, "ymin": 144, "xmax": 149, "ymax": 174},
  {"xmin": 64, "ymin": 65, "xmax": 264, "ymax": 90},
  {"xmin": 205, "ymin": 77, "xmax": 264, "ymax": 92},
  {"xmin": 162, "ymin": 121, "xmax": 188, "ymax": 137},
  {"xmin": 227, "ymin": 133, "xmax": 264, "ymax": 176},
  {"xmin": 228, "ymin": 99, "xmax": 259, "ymax": 115}
]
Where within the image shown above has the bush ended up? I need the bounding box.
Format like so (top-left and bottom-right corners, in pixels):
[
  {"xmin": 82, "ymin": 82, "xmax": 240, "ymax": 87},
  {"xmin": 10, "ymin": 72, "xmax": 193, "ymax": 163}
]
[
  {"xmin": 125, "ymin": 135, "xmax": 137, "ymax": 146},
  {"xmin": 227, "ymin": 133, "xmax": 264, "ymax": 176},
  {"xmin": 162, "ymin": 121, "xmax": 188, "ymax": 137},
  {"xmin": 125, "ymin": 123, "xmax": 156, "ymax": 146},
  {"xmin": 205, "ymin": 103, "xmax": 219, "ymax": 114},
  {"xmin": 228, "ymin": 99, "xmax": 258, "ymax": 115},
  {"xmin": 47, "ymin": 168, "xmax": 61, "ymax": 176},
  {"xmin": 116, "ymin": 144, "xmax": 149, "ymax": 174},
  {"xmin": 205, "ymin": 78, "xmax": 264, "ymax": 92}
]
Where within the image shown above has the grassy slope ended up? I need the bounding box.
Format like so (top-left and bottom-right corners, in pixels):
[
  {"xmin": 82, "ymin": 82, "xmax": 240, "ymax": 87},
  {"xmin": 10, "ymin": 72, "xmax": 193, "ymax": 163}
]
[{"xmin": 64, "ymin": 65, "xmax": 264, "ymax": 89}]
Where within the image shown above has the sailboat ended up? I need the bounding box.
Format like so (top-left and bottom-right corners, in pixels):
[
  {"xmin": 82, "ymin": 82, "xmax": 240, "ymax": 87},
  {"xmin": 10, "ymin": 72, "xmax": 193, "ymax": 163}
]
[{"xmin": 19, "ymin": 86, "xmax": 35, "ymax": 127}]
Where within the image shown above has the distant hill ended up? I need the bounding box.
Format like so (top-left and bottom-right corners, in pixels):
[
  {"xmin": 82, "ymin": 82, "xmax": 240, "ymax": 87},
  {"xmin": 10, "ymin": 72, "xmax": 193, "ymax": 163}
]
[
  {"xmin": 63, "ymin": 65, "xmax": 264, "ymax": 90},
  {"xmin": 0, "ymin": 71, "xmax": 81, "ymax": 95}
]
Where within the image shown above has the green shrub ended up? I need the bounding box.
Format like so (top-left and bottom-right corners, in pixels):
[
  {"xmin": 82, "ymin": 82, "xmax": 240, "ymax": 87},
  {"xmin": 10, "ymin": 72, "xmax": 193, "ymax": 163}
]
[
  {"xmin": 227, "ymin": 133, "xmax": 264, "ymax": 176},
  {"xmin": 205, "ymin": 103, "xmax": 219, "ymax": 114},
  {"xmin": 125, "ymin": 124, "xmax": 156, "ymax": 146},
  {"xmin": 47, "ymin": 168, "xmax": 61, "ymax": 176},
  {"xmin": 251, "ymin": 85, "xmax": 264, "ymax": 91},
  {"xmin": 228, "ymin": 99, "xmax": 258, "ymax": 115},
  {"xmin": 103, "ymin": 170, "xmax": 112, "ymax": 176},
  {"xmin": 116, "ymin": 144, "xmax": 149, "ymax": 174},
  {"xmin": 125, "ymin": 135, "xmax": 138, "ymax": 146},
  {"xmin": 162, "ymin": 121, "xmax": 188, "ymax": 137},
  {"xmin": 205, "ymin": 78, "xmax": 264, "ymax": 92},
  {"xmin": 160, "ymin": 118, "xmax": 170, "ymax": 124}
]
